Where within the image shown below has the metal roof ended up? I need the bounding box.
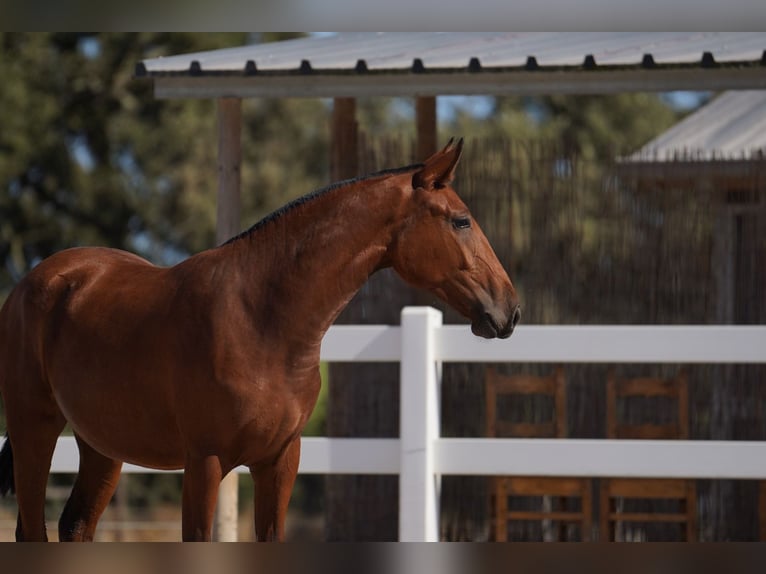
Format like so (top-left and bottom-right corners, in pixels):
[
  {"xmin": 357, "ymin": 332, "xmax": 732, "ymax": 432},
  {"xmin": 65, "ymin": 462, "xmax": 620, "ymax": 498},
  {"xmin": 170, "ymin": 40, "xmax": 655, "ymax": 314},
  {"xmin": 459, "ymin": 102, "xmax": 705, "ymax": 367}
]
[
  {"xmin": 630, "ymin": 90, "xmax": 766, "ymax": 162},
  {"xmin": 136, "ymin": 32, "xmax": 766, "ymax": 99}
]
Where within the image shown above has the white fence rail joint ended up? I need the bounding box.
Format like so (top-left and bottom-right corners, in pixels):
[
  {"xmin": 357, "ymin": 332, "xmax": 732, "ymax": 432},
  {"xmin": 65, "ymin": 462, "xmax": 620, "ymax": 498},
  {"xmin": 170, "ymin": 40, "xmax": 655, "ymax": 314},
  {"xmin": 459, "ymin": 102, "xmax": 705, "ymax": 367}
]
[{"xmin": 45, "ymin": 307, "xmax": 766, "ymax": 541}]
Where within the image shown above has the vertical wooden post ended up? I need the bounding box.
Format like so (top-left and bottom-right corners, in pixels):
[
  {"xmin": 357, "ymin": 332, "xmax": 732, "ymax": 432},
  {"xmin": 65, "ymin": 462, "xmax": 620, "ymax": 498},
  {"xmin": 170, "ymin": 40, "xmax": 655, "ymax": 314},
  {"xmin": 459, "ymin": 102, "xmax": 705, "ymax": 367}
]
[
  {"xmin": 415, "ymin": 96, "xmax": 437, "ymax": 161},
  {"xmin": 413, "ymin": 96, "xmax": 439, "ymax": 308},
  {"xmin": 214, "ymin": 97, "xmax": 242, "ymax": 542},
  {"xmin": 331, "ymin": 97, "xmax": 358, "ymax": 180},
  {"xmin": 216, "ymin": 97, "xmax": 242, "ymax": 246}
]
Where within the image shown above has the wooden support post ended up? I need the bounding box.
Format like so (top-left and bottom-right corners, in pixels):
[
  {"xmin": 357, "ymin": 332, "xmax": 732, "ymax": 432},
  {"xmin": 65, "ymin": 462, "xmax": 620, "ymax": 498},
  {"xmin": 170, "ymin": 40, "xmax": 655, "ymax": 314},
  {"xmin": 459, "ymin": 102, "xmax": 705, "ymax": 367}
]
[
  {"xmin": 412, "ymin": 96, "xmax": 440, "ymax": 306},
  {"xmin": 415, "ymin": 96, "xmax": 437, "ymax": 161},
  {"xmin": 216, "ymin": 97, "xmax": 242, "ymax": 246},
  {"xmin": 331, "ymin": 97, "xmax": 358, "ymax": 181},
  {"xmin": 214, "ymin": 97, "xmax": 242, "ymax": 542}
]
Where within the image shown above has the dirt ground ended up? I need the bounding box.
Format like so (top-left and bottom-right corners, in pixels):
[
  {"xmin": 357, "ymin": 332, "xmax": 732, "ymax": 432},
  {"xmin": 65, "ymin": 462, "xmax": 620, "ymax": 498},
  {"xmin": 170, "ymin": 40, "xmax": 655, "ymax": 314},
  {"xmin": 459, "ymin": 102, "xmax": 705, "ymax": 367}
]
[{"xmin": 0, "ymin": 504, "xmax": 324, "ymax": 542}]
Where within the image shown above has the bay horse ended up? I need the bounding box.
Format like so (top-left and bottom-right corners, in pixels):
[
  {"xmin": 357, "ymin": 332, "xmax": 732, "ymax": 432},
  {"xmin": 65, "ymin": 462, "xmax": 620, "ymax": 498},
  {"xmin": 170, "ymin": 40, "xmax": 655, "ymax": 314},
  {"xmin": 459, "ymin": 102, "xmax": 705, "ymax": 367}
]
[{"xmin": 0, "ymin": 138, "xmax": 520, "ymax": 541}]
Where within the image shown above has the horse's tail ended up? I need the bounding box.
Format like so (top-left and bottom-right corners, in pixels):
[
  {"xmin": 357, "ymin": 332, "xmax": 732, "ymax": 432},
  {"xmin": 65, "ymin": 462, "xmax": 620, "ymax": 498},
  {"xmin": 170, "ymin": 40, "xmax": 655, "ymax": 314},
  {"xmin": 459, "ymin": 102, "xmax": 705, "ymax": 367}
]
[{"xmin": 0, "ymin": 434, "xmax": 14, "ymax": 496}]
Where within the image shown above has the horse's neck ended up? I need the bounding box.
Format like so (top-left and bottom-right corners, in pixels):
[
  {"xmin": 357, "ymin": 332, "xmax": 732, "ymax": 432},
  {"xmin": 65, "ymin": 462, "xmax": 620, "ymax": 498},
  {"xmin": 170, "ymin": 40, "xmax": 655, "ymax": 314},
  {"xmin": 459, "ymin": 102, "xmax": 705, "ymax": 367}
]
[{"xmin": 227, "ymin": 176, "xmax": 408, "ymax": 358}]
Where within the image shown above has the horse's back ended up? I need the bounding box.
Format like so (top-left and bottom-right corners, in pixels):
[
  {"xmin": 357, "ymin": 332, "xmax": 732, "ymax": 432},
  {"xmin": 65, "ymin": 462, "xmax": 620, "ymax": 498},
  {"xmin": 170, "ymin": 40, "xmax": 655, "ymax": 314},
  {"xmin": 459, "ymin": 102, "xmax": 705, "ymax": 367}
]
[
  {"xmin": 1, "ymin": 246, "xmax": 152, "ymax": 335},
  {"xmin": 24, "ymin": 246, "xmax": 155, "ymax": 294},
  {"xmin": 0, "ymin": 247, "xmax": 141, "ymax": 358},
  {"xmin": 7, "ymin": 244, "xmax": 151, "ymax": 292},
  {"xmin": 0, "ymin": 247, "xmax": 161, "ymax": 385}
]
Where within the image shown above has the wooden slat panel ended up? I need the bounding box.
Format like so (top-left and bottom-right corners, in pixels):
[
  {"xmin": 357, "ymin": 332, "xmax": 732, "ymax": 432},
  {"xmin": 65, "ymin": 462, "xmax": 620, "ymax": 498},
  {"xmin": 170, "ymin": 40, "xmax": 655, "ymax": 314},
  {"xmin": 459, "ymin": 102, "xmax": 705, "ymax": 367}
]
[
  {"xmin": 606, "ymin": 512, "xmax": 691, "ymax": 523},
  {"xmin": 502, "ymin": 476, "xmax": 592, "ymax": 497},
  {"xmin": 604, "ymin": 478, "xmax": 691, "ymax": 498},
  {"xmin": 615, "ymin": 377, "xmax": 680, "ymax": 397},
  {"xmin": 495, "ymin": 422, "xmax": 557, "ymax": 438},
  {"xmin": 614, "ymin": 424, "xmax": 681, "ymax": 440},
  {"xmin": 506, "ymin": 511, "xmax": 586, "ymax": 522}
]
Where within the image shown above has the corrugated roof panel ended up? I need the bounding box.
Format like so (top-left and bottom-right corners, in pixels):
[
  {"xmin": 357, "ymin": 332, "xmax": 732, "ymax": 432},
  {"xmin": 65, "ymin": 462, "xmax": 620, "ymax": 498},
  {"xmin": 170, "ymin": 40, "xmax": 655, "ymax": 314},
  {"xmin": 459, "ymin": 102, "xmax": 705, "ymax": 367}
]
[
  {"xmin": 630, "ymin": 91, "xmax": 766, "ymax": 161},
  {"xmin": 640, "ymin": 32, "xmax": 764, "ymax": 64},
  {"xmin": 137, "ymin": 32, "xmax": 766, "ymax": 98},
  {"xmin": 488, "ymin": 32, "xmax": 650, "ymax": 67},
  {"xmin": 139, "ymin": 32, "xmax": 766, "ymax": 76}
]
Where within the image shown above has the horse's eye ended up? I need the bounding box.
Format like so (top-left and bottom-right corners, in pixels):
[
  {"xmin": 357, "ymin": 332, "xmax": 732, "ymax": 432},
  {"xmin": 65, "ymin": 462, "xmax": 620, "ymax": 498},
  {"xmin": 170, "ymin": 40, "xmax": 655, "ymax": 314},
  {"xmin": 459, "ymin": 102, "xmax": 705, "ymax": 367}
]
[{"xmin": 452, "ymin": 217, "xmax": 471, "ymax": 230}]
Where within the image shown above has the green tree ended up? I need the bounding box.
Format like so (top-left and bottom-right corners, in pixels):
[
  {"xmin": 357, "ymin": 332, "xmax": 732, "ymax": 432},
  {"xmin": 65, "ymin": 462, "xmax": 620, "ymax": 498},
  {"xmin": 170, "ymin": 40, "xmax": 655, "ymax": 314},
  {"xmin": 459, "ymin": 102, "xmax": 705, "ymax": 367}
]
[
  {"xmin": 474, "ymin": 93, "xmax": 682, "ymax": 156},
  {"xmin": 0, "ymin": 32, "xmax": 330, "ymax": 297}
]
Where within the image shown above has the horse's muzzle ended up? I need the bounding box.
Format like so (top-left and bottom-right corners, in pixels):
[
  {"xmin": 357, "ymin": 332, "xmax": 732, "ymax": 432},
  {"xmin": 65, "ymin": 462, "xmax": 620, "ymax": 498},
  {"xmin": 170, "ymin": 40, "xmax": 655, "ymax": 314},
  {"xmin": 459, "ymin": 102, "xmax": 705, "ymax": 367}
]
[{"xmin": 471, "ymin": 304, "xmax": 521, "ymax": 339}]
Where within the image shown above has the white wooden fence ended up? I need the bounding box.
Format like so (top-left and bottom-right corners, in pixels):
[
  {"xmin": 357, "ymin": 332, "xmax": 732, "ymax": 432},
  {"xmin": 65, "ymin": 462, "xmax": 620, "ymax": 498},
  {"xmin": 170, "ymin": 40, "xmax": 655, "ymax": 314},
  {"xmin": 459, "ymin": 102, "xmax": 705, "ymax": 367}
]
[{"xmin": 47, "ymin": 307, "xmax": 766, "ymax": 541}]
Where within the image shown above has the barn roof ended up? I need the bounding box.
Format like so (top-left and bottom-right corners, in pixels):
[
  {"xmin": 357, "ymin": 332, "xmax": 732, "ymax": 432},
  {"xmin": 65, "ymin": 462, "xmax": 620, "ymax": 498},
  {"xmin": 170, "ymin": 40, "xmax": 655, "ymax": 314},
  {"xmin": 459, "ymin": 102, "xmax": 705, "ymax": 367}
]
[
  {"xmin": 136, "ymin": 32, "xmax": 766, "ymax": 99},
  {"xmin": 628, "ymin": 90, "xmax": 766, "ymax": 162},
  {"xmin": 619, "ymin": 90, "xmax": 766, "ymax": 187}
]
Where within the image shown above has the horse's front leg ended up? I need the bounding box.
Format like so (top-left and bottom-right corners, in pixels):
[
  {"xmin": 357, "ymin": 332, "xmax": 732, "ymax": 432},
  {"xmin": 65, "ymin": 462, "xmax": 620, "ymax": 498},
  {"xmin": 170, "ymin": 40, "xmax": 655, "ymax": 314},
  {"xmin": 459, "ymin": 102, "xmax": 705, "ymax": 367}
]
[
  {"xmin": 251, "ymin": 437, "xmax": 301, "ymax": 542},
  {"xmin": 181, "ymin": 454, "xmax": 223, "ymax": 541}
]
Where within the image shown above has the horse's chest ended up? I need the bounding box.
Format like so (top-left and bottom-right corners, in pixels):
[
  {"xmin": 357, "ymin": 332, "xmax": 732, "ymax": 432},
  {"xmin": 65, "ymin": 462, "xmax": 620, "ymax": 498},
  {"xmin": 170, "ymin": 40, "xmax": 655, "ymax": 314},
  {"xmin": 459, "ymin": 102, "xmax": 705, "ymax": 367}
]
[
  {"xmin": 239, "ymin": 374, "xmax": 319, "ymax": 431},
  {"xmin": 181, "ymin": 372, "xmax": 321, "ymax": 466}
]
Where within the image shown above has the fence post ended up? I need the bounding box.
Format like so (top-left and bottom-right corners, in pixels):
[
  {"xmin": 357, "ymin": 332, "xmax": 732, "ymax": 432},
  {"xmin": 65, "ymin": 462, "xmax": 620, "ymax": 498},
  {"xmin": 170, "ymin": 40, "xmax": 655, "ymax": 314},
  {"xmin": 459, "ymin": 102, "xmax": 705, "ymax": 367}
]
[{"xmin": 399, "ymin": 306, "xmax": 443, "ymax": 542}]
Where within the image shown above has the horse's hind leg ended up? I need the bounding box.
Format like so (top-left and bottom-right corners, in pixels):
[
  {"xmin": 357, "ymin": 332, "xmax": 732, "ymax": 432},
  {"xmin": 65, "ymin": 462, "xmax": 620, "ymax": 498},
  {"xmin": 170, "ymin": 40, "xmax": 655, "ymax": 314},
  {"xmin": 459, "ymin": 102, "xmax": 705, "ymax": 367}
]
[
  {"xmin": 6, "ymin": 409, "xmax": 66, "ymax": 541},
  {"xmin": 58, "ymin": 434, "xmax": 122, "ymax": 541}
]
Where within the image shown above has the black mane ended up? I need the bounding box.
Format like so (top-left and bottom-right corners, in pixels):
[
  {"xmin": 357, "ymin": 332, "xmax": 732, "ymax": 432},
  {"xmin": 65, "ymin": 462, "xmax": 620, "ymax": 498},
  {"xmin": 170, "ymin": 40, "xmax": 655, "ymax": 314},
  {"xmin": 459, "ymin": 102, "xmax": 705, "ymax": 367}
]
[{"xmin": 222, "ymin": 162, "xmax": 423, "ymax": 246}]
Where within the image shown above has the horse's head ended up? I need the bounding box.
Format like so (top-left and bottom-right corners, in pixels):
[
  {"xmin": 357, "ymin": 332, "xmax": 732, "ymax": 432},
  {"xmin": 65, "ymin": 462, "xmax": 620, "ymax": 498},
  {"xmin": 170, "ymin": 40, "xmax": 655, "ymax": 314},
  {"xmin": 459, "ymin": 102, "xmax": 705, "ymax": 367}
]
[{"xmin": 391, "ymin": 138, "xmax": 521, "ymax": 339}]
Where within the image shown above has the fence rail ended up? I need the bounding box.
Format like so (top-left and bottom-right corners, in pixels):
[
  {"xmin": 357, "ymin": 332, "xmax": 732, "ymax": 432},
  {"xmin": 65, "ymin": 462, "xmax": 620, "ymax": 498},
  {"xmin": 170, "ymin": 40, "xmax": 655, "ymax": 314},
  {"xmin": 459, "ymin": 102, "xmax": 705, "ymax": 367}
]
[{"xmin": 45, "ymin": 307, "xmax": 766, "ymax": 541}]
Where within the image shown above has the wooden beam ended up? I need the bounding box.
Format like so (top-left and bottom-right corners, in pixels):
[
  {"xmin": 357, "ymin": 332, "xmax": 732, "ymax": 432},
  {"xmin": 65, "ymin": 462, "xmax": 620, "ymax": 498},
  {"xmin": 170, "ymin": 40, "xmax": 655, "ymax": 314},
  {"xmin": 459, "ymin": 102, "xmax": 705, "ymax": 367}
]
[
  {"xmin": 153, "ymin": 68, "xmax": 766, "ymax": 99},
  {"xmin": 415, "ymin": 96, "xmax": 437, "ymax": 161}
]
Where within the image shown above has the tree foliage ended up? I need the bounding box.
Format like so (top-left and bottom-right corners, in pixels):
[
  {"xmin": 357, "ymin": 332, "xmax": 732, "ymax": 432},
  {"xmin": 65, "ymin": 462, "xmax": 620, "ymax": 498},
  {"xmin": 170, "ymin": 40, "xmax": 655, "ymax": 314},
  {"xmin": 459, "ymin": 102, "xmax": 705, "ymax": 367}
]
[
  {"xmin": 0, "ymin": 32, "xmax": 330, "ymax": 298},
  {"xmin": 450, "ymin": 93, "xmax": 682, "ymax": 157}
]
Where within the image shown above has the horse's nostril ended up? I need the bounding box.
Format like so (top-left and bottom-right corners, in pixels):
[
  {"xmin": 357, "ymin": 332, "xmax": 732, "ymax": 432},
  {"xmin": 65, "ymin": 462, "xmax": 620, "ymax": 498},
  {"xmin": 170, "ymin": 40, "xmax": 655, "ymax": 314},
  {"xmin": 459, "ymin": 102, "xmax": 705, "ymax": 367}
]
[{"xmin": 511, "ymin": 306, "xmax": 521, "ymax": 328}]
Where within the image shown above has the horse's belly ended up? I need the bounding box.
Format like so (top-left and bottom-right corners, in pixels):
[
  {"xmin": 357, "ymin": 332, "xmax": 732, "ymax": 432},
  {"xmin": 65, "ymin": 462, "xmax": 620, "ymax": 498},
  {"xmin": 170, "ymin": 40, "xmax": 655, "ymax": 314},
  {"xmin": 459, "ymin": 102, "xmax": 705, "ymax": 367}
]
[
  {"xmin": 52, "ymin": 378, "xmax": 185, "ymax": 470},
  {"xmin": 73, "ymin": 421, "xmax": 186, "ymax": 470}
]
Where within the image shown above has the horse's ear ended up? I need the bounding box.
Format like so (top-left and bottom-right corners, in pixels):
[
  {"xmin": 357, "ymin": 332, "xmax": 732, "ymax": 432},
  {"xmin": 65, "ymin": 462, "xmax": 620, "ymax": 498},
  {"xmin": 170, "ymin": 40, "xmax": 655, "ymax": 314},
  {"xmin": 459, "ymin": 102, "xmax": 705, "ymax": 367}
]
[{"xmin": 412, "ymin": 137, "xmax": 464, "ymax": 190}]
